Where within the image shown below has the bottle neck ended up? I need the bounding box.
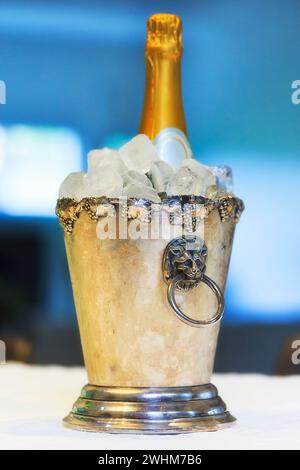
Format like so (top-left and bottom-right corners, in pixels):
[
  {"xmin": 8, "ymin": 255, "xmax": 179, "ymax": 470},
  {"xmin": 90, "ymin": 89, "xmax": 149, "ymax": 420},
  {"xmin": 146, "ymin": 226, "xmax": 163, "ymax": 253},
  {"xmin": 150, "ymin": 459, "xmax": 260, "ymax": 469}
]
[{"xmin": 139, "ymin": 50, "xmax": 187, "ymax": 140}]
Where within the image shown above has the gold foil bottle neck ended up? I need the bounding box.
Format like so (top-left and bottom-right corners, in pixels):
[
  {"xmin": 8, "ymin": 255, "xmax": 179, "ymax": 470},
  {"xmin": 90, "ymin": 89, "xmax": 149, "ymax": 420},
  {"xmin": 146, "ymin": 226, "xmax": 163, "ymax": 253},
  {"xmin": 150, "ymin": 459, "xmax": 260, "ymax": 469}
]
[
  {"xmin": 140, "ymin": 12, "xmax": 187, "ymax": 148},
  {"xmin": 146, "ymin": 13, "xmax": 182, "ymax": 55}
]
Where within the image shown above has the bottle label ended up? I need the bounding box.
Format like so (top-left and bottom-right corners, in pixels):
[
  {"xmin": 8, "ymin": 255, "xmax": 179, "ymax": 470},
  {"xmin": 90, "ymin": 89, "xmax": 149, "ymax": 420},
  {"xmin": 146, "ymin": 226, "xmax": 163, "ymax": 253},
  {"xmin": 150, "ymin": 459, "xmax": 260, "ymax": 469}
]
[{"xmin": 153, "ymin": 128, "xmax": 192, "ymax": 169}]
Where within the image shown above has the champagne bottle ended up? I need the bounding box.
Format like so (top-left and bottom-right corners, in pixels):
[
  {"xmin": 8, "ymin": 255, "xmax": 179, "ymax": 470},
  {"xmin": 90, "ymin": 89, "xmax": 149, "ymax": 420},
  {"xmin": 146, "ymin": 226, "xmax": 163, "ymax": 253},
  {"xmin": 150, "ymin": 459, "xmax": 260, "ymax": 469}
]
[{"xmin": 139, "ymin": 13, "xmax": 192, "ymax": 168}]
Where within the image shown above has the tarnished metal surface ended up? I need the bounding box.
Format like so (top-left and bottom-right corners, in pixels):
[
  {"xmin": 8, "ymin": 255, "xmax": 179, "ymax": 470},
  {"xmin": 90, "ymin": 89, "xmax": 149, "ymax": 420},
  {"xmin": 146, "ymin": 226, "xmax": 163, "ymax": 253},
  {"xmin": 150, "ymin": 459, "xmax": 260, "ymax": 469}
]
[{"xmin": 64, "ymin": 383, "xmax": 235, "ymax": 434}]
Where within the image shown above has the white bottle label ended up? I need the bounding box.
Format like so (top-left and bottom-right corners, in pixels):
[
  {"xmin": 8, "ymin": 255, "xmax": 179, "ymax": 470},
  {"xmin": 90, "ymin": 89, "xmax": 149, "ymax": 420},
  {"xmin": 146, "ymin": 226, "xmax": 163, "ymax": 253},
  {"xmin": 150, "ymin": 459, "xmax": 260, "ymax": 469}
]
[{"xmin": 154, "ymin": 127, "xmax": 192, "ymax": 169}]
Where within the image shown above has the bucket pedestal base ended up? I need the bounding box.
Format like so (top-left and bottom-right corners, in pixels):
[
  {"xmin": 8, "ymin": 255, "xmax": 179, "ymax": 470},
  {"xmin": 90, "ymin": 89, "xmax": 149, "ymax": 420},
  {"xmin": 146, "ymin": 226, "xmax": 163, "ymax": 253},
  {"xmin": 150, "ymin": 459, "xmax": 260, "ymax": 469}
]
[{"xmin": 63, "ymin": 383, "xmax": 235, "ymax": 434}]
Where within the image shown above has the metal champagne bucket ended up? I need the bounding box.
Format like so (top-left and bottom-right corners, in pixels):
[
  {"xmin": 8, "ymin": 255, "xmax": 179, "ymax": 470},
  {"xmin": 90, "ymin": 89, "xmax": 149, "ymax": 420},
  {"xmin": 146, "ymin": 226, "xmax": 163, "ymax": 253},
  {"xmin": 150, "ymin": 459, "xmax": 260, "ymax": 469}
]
[{"xmin": 57, "ymin": 194, "xmax": 244, "ymax": 433}]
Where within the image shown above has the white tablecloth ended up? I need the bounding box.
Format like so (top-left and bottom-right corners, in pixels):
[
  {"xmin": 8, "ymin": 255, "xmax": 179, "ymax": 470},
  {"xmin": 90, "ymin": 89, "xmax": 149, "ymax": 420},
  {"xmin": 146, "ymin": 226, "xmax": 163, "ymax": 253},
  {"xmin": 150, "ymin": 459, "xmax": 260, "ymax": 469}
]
[{"xmin": 0, "ymin": 363, "xmax": 299, "ymax": 450}]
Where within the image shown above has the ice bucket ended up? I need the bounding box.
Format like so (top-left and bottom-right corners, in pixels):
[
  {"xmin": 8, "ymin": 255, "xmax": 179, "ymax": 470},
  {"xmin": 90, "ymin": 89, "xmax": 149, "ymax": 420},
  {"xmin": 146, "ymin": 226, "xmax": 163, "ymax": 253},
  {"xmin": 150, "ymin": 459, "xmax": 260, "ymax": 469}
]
[{"xmin": 57, "ymin": 193, "xmax": 244, "ymax": 433}]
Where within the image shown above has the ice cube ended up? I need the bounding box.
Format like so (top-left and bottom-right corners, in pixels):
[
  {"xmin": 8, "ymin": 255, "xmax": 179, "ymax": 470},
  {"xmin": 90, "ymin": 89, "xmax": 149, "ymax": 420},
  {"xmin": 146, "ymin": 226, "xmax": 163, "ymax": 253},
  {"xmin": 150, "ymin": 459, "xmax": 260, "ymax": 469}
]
[
  {"xmin": 123, "ymin": 170, "xmax": 153, "ymax": 188},
  {"xmin": 205, "ymin": 184, "xmax": 226, "ymax": 200},
  {"xmin": 166, "ymin": 166, "xmax": 203, "ymax": 196},
  {"xmin": 182, "ymin": 159, "xmax": 216, "ymax": 191},
  {"xmin": 88, "ymin": 148, "xmax": 127, "ymax": 175},
  {"xmin": 59, "ymin": 172, "xmax": 87, "ymax": 201},
  {"xmin": 119, "ymin": 134, "xmax": 158, "ymax": 173},
  {"xmin": 123, "ymin": 183, "xmax": 161, "ymax": 203},
  {"xmin": 85, "ymin": 165, "xmax": 123, "ymax": 198},
  {"xmin": 212, "ymin": 165, "xmax": 233, "ymax": 193},
  {"xmin": 150, "ymin": 160, "xmax": 174, "ymax": 193}
]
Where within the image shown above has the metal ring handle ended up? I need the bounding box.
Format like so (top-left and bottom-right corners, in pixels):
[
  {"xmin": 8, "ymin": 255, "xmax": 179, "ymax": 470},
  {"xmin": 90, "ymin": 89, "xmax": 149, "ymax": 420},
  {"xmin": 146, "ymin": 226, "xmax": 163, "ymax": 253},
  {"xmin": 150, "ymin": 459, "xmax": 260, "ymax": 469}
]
[{"xmin": 167, "ymin": 273, "xmax": 224, "ymax": 328}]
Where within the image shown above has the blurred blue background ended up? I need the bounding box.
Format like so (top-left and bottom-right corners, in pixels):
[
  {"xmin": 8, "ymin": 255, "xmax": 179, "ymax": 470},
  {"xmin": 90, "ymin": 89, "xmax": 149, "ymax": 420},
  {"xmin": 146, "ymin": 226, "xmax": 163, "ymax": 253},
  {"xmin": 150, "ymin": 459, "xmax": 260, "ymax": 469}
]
[{"xmin": 0, "ymin": 0, "xmax": 300, "ymax": 373}]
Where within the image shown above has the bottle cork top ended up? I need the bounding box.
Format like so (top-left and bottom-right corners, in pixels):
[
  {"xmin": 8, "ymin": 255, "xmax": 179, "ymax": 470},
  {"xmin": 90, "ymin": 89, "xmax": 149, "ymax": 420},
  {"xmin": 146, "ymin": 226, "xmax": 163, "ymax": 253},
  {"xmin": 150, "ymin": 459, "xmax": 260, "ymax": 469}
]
[{"xmin": 146, "ymin": 13, "xmax": 182, "ymax": 54}]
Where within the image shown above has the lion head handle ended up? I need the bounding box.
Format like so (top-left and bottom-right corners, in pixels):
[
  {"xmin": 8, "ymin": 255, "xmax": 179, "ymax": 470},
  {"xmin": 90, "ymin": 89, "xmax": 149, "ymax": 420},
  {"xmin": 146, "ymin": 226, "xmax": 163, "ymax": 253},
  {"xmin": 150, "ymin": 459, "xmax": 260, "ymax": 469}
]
[{"xmin": 163, "ymin": 236, "xmax": 208, "ymax": 291}]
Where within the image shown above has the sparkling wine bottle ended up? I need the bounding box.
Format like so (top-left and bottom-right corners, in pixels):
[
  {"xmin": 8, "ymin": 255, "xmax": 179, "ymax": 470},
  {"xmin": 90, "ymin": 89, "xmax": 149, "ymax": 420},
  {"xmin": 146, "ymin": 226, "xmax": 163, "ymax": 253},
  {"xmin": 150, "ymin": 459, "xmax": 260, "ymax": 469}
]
[{"xmin": 139, "ymin": 13, "xmax": 192, "ymax": 168}]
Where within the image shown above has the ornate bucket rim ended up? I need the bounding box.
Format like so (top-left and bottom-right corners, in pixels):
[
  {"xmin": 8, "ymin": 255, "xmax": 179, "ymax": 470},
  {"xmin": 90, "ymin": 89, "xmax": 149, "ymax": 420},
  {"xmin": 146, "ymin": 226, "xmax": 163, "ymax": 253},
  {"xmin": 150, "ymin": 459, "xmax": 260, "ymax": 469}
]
[{"xmin": 56, "ymin": 194, "xmax": 244, "ymax": 234}]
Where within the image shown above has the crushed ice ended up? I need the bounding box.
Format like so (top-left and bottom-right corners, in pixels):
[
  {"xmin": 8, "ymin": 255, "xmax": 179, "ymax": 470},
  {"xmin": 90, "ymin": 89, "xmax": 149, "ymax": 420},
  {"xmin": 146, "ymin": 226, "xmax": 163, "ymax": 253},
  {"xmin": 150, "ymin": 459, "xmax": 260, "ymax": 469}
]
[{"xmin": 59, "ymin": 134, "xmax": 233, "ymax": 202}]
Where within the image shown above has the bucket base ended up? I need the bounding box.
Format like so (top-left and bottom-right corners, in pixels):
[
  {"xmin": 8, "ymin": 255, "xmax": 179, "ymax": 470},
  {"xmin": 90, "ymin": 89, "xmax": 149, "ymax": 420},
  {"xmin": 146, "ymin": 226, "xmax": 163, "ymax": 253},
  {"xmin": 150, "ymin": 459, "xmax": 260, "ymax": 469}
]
[{"xmin": 63, "ymin": 383, "xmax": 235, "ymax": 434}]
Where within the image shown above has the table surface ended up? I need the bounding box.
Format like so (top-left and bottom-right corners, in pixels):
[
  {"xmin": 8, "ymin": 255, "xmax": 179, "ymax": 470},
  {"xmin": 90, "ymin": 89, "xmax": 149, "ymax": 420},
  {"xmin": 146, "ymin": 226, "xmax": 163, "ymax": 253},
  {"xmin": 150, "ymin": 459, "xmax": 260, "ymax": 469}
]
[{"xmin": 0, "ymin": 363, "xmax": 299, "ymax": 450}]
